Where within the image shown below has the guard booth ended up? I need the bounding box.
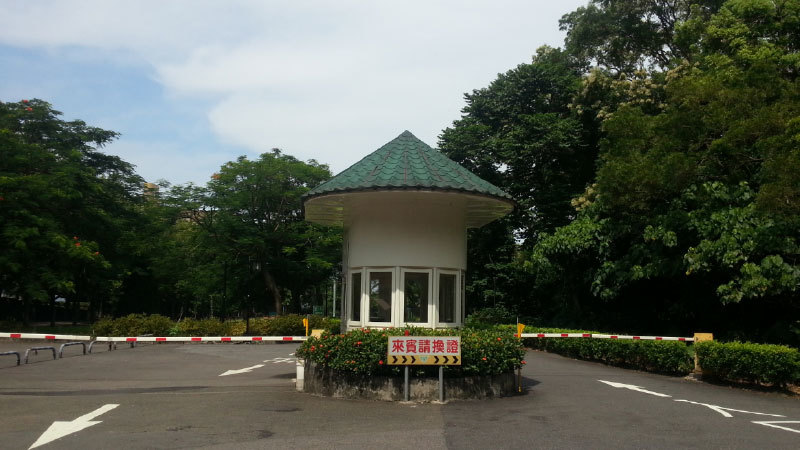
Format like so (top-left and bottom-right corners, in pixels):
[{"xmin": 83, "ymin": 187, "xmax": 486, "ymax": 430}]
[{"xmin": 303, "ymin": 131, "xmax": 513, "ymax": 329}]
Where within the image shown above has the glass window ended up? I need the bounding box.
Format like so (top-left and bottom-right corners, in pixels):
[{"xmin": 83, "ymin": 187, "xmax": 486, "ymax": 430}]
[
  {"xmin": 369, "ymin": 272, "xmax": 392, "ymax": 322},
  {"xmin": 404, "ymin": 272, "xmax": 429, "ymax": 323},
  {"xmin": 439, "ymin": 273, "xmax": 456, "ymax": 323},
  {"xmin": 350, "ymin": 272, "xmax": 361, "ymax": 321}
]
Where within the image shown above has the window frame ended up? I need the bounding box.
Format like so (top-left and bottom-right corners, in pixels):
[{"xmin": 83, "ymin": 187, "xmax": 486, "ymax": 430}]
[
  {"xmin": 435, "ymin": 268, "xmax": 461, "ymax": 327},
  {"xmin": 400, "ymin": 268, "xmax": 433, "ymax": 327},
  {"xmin": 364, "ymin": 268, "xmax": 396, "ymax": 327},
  {"xmin": 347, "ymin": 269, "xmax": 364, "ymax": 325}
]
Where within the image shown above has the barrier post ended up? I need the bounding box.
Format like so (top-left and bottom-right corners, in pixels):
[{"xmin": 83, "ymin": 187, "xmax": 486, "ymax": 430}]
[
  {"xmin": 0, "ymin": 351, "xmax": 21, "ymax": 366},
  {"xmin": 24, "ymin": 347, "xmax": 57, "ymax": 364},
  {"xmin": 693, "ymin": 333, "xmax": 713, "ymax": 374},
  {"xmin": 58, "ymin": 342, "xmax": 87, "ymax": 358},
  {"xmin": 438, "ymin": 366, "xmax": 444, "ymax": 403},
  {"xmin": 516, "ymin": 323, "xmax": 525, "ymax": 392},
  {"xmin": 404, "ymin": 366, "xmax": 410, "ymax": 401},
  {"xmin": 303, "ymin": 317, "xmax": 309, "ymax": 337},
  {"xmin": 296, "ymin": 358, "xmax": 305, "ymax": 391}
]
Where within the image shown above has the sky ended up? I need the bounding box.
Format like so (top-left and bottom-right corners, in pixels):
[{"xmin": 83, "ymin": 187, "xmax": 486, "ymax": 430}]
[{"xmin": 0, "ymin": 0, "xmax": 587, "ymax": 186}]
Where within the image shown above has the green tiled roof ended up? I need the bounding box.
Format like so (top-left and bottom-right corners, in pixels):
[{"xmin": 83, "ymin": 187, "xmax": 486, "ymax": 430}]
[{"xmin": 304, "ymin": 130, "xmax": 513, "ymax": 201}]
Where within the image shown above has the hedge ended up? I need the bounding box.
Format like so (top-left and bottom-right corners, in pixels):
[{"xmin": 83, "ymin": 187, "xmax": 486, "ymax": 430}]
[
  {"xmin": 695, "ymin": 341, "xmax": 800, "ymax": 387},
  {"xmin": 516, "ymin": 326, "xmax": 694, "ymax": 376},
  {"xmin": 296, "ymin": 327, "xmax": 525, "ymax": 378},
  {"xmin": 91, "ymin": 314, "xmax": 340, "ymax": 337}
]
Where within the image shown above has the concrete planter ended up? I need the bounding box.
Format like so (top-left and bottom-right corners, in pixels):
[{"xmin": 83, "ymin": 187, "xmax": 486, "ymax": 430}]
[{"xmin": 303, "ymin": 362, "xmax": 518, "ymax": 401}]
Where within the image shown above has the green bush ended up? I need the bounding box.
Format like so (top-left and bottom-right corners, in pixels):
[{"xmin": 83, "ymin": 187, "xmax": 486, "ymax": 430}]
[
  {"xmin": 696, "ymin": 341, "xmax": 800, "ymax": 386},
  {"xmin": 145, "ymin": 315, "xmax": 174, "ymax": 336},
  {"xmin": 309, "ymin": 315, "xmax": 341, "ymax": 335},
  {"xmin": 296, "ymin": 327, "xmax": 525, "ymax": 377},
  {"xmin": 111, "ymin": 314, "xmax": 149, "ymax": 337},
  {"xmin": 175, "ymin": 318, "xmax": 230, "ymax": 336},
  {"xmin": 521, "ymin": 326, "xmax": 693, "ymax": 375},
  {"xmin": 465, "ymin": 305, "xmax": 517, "ymax": 329},
  {"xmin": 92, "ymin": 318, "xmax": 114, "ymax": 337},
  {"xmin": 267, "ymin": 314, "xmax": 306, "ymax": 336}
]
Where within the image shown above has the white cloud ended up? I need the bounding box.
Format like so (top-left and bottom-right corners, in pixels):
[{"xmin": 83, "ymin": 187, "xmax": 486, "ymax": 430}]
[
  {"xmin": 105, "ymin": 139, "xmax": 238, "ymax": 186},
  {"xmin": 1, "ymin": 0, "xmax": 587, "ymax": 176}
]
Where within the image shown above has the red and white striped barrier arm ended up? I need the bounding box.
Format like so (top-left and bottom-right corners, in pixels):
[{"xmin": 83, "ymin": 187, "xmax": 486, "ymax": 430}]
[
  {"xmin": 518, "ymin": 333, "xmax": 693, "ymax": 342},
  {"xmin": 0, "ymin": 333, "xmax": 92, "ymax": 341},
  {"xmin": 94, "ymin": 336, "xmax": 308, "ymax": 343}
]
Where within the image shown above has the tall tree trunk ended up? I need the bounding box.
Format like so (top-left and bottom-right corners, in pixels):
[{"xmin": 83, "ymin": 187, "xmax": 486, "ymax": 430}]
[{"xmin": 262, "ymin": 270, "xmax": 282, "ymax": 316}]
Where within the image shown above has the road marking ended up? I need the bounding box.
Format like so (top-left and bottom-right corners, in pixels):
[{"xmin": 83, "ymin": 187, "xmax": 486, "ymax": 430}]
[
  {"xmin": 29, "ymin": 404, "xmax": 119, "ymax": 449},
  {"xmin": 752, "ymin": 421, "xmax": 800, "ymax": 434},
  {"xmin": 598, "ymin": 380, "xmax": 671, "ymax": 397},
  {"xmin": 263, "ymin": 357, "xmax": 296, "ymax": 364},
  {"xmin": 219, "ymin": 364, "xmax": 264, "ymax": 376},
  {"xmin": 674, "ymin": 400, "xmax": 785, "ymax": 418}
]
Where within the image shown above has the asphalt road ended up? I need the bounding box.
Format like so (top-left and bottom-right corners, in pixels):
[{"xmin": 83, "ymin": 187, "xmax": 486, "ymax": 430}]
[{"xmin": 0, "ymin": 339, "xmax": 798, "ymax": 449}]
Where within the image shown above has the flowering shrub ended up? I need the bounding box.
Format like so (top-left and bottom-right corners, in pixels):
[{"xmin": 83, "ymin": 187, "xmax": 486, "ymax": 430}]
[{"xmin": 296, "ymin": 327, "xmax": 525, "ymax": 377}]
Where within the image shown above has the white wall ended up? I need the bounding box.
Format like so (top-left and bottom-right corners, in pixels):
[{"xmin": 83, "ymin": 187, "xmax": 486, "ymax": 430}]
[{"xmin": 344, "ymin": 191, "xmax": 467, "ymax": 270}]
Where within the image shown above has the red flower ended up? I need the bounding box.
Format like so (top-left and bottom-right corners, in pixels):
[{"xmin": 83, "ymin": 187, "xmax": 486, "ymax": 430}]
[
  {"xmin": 310, "ymin": 346, "xmax": 316, "ymax": 351},
  {"xmin": 356, "ymin": 341, "xmax": 362, "ymax": 346},
  {"xmin": 22, "ymin": 99, "xmax": 29, "ymax": 103},
  {"xmin": 73, "ymin": 236, "xmax": 78, "ymax": 240},
  {"xmin": 497, "ymin": 337, "xmax": 502, "ymax": 341},
  {"xmin": 379, "ymin": 360, "xmax": 384, "ymax": 365},
  {"xmin": 94, "ymin": 251, "xmax": 100, "ymax": 255},
  {"xmin": 25, "ymin": 107, "xmax": 32, "ymax": 112},
  {"xmin": 482, "ymin": 357, "xmax": 487, "ymax": 361},
  {"xmin": 74, "ymin": 242, "xmax": 81, "ymax": 247},
  {"xmin": 521, "ymin": 360, "xmax": 527, "ymax": 365}
]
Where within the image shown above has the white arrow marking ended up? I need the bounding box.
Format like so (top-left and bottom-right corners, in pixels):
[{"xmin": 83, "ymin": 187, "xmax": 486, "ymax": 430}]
[
  {"xmin": 219, "ymin": 364, "xmax": 264, "ymax": 376},
  {"xmin": 674, "ymin": 399, "xmax": 785, "ymax": 418},
  {"xmin": 263, "ymin": 357, "xmax": 295, "ymax": 364},
  {"xmin": 752, "ymin": 421, "xmax": 800, "ymax": 434},
  {"xmin": 29, "ymin": 404, "xmax": 119, "ymax": 449},
  {"xmin": 598, "ymin": 380, "xmax": 672, "ymax": 397}
]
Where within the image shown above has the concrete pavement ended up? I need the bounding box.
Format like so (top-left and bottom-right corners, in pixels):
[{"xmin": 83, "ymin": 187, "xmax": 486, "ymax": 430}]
[{"xmin": 0, "ymin": 341, "xmax": 797, "ymax": 449}]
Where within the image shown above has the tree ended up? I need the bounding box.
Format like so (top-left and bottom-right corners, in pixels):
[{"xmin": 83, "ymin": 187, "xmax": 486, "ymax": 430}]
[
  {"xmin": 438, "ymin": 47, "xmax": 599, "ymax": 313},
  {"xmin": 0, "ymin": 99, "xmax": 143, "ymax": 324},
  {"xmin": 177, "ymin": 150, "xmax": 340, "ymax": 320},
  {"xmin": 560, "ymin": 0, "xmax": 725, "ymax": 72},
  {"xmin": 528, "ymin": 0, "xmax": 800, "ymax": 342}
]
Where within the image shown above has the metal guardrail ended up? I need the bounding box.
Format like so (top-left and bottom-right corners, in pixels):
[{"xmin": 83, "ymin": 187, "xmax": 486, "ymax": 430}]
[
  {"xmin": 24, "ymin": 346, "xmax": 57, "ymax": 364},
  {"xmin": 87, "ymin": 340, "xmax": 116, "ymax": 353},
  {"xmin": 1, "ymin": 351, "xmax": 21, "ymax": 366},
  {"xmin": 58, "ymin": 342, "xmax": 87, "ymax": 358}
]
